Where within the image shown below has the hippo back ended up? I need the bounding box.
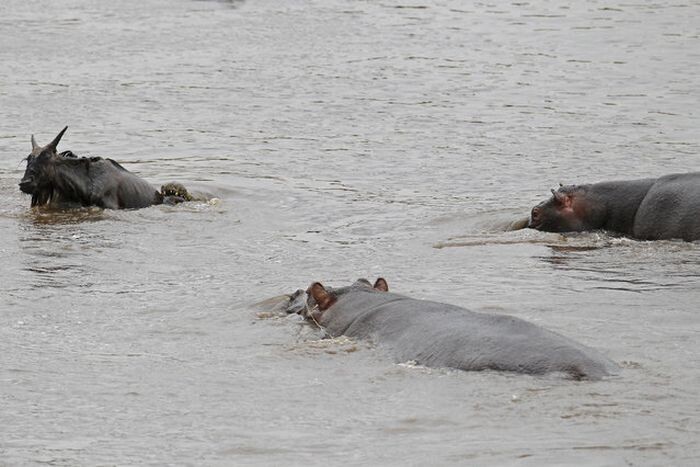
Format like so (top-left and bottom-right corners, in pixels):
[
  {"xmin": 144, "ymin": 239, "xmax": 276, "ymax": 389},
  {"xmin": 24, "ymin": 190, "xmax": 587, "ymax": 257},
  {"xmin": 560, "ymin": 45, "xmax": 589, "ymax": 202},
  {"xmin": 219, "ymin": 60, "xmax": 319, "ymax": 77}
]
[
  {"xmin": 633, "ymin": 172, "xmax": 700, "ymax": 241},
  {"xmin": 320, "ymin": 289, "xmax": 619, "ymax": 379}
]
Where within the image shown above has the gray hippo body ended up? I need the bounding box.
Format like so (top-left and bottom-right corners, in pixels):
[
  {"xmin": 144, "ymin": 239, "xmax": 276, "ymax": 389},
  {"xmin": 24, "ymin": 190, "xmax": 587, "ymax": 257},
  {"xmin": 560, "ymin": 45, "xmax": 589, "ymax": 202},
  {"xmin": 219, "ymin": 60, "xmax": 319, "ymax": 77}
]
[
  {"xmin": 529, "ymin": 173, "xmax": 700, "ymax": 241},
  {"xmin": 291, "ymin": 280, "xmax": 618, "ymax": 380},
  {"xmin": 19, "ymin": 127, "xmax": 191, "ymax": 209},
  {"xmin": 634, "ymin": 173, "xmax": 700, "ymax": 240}
]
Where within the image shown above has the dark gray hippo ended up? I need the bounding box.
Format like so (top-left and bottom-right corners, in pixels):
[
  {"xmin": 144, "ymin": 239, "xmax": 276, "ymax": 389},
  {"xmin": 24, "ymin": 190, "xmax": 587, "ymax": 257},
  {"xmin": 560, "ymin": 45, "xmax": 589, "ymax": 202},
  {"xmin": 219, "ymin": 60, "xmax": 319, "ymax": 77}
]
[
  {"xmin": 285, "ymin": 278, "xmax": 618, "ymax": 380},
  {"xmin": 19, "ymin": 127, "xmax": 192, "ymax": 209},
  {"xmin": 529, "ymin": 173, "xmax": 700, "ymax": 241}
]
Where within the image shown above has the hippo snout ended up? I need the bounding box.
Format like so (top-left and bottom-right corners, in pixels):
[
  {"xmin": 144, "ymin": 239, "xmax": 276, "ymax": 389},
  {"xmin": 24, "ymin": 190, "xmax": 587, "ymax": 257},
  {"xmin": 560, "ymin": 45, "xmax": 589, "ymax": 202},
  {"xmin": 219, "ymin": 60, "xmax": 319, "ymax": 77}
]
[
  {"xmin": 285, "ymin": 289, "xmax": 308, "ymax": 315},
  {"xmin": 528, "ymin": 207, "xmax": 541, "ymax": 229}
]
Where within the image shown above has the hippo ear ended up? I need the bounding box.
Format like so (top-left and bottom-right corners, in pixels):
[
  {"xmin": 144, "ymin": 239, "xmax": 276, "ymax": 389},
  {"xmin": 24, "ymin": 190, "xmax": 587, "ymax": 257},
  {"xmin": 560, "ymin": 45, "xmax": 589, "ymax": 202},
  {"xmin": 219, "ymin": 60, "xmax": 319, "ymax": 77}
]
[
  {"xmin": 551, "ymin": 189, "xmax": 573, "ymax": 208},
  {"xmin": 307, "ymin": 282, "xmax": 336, "ymax": 311},
  {"xmin": 353, "ymin": 278, "xmax": 372, "ymax": 288},
  {"xmin": 46, "ymin": 126, "xmax": 68, "ymax": 152},
  {"xmin": 373, "ymin": 278, "xmax": 389, "ymax": 292},
  {"xmin": 31, "ymin": 135, "xmax": 38, "ymax": 149}
]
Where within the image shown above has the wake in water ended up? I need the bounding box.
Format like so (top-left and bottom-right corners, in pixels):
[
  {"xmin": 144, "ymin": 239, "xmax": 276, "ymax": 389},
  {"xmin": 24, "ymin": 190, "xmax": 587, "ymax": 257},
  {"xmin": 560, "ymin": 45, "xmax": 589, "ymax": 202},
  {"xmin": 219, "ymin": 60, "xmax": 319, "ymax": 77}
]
[{"xmin": 429, "ymin": 208, "xmax": 694, "ymax": 251}]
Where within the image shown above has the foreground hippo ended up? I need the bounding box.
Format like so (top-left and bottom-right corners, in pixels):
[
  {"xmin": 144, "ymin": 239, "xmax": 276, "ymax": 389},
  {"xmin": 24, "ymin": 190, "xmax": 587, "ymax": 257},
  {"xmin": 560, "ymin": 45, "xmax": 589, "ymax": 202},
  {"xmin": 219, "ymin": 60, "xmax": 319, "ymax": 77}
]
[
  {"xmin": 529, "ymin": 173, "xmax": 700, "ymax": 241},
  {"xmin": 285, "ymin": 279, "xmax": 618, "ymax": 380},
  {"xmin": 19, "ymin": 127, "xmax": 192, "ymax": 209}
]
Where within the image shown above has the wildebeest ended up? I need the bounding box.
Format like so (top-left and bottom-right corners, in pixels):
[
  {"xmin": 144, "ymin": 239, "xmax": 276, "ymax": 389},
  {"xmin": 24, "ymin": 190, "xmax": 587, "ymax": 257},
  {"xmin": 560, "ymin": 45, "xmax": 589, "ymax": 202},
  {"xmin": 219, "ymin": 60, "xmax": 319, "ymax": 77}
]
[
  {"xmin": 529, "ymin": 174, "xmax": 700, "ymax": 241},
  {"xmin": 283, "ymin": 278, "xmax": 618, "ymax": 380},
  {"xmin": 19, "ymin": 127, "xmax": 192, "ymax": 209}
]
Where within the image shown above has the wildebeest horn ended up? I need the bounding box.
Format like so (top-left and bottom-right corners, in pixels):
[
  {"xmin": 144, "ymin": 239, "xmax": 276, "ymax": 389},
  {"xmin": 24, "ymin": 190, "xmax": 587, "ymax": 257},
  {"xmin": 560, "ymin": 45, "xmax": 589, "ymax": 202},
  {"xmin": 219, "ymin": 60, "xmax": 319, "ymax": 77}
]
[
  {"xmin": 31, "ymin": 134, "xmax": 38, "ymax": 149},
  {"xmin": 47, "ymin": 126, "xmax": 68, "ymax": 151}
]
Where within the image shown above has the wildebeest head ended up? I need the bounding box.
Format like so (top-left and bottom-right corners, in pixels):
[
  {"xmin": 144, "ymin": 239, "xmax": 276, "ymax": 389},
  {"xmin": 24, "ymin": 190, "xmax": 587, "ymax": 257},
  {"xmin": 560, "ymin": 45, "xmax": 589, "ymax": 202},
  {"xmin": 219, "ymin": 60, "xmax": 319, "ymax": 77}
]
[{"xmin": 19, "ymin": 127, "xmax": 75, "ymax": 206}]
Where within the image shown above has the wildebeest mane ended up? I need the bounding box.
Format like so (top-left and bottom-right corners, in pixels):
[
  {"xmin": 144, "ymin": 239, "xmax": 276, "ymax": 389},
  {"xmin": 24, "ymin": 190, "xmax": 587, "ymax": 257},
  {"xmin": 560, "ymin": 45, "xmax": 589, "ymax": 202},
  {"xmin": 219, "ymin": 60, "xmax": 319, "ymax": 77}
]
[
  {"xmin": 106, "ymin": 159, "xmax": 128, "ymax": 172},
  {"xmin": 56, "ymin": 152, "xmax": 129, "ymax": 172}
]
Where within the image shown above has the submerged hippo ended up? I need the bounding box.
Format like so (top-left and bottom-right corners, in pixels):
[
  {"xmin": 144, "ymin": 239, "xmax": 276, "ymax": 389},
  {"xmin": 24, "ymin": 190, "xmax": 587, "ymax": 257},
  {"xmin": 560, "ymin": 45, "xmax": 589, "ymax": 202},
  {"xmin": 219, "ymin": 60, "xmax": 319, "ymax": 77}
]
[
  {"xmin": 19, "ymin": 127, "xmax": 192, "ymax": 209},
  {"xmin": 284, "ymin": 278, "xmax": 618, "ymax": 380},
  {"xmin": 529, "ymin": 173, "xmax": 700, "ymax": 241}
]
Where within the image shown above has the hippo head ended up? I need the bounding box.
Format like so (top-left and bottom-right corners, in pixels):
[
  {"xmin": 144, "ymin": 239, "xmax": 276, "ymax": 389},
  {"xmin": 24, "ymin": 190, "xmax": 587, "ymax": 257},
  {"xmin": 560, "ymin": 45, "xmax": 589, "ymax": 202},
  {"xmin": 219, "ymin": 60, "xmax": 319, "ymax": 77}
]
[
  {"xmin": 529, "ymin": 185, "xmax": 595, "ymax": 232},
  {"xmin": 285, "ymin": 278, "xmax": 388, "ymax": 322},
  {"xmin": 19, "ymin": 127, "xmax": 68, "ymax": 205}
]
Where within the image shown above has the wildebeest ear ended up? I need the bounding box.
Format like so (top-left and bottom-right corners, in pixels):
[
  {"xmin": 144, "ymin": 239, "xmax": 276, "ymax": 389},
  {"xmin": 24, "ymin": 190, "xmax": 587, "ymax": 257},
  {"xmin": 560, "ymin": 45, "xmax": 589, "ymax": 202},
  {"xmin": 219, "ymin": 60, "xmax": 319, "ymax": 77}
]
[
  {"xmin": 373, "ymin": 278, "xmax": 388, "ymax": 292},
  {"xmin": 31, "ymin": 135, "xmax": 38, "ymax": 149},
  {"xmin": 46, "ymin": 126, "xmax": 68, "ymax": 152},
  {"xmin": 307, "ymin": 282, "xmax": 336, "ymax": 311}
]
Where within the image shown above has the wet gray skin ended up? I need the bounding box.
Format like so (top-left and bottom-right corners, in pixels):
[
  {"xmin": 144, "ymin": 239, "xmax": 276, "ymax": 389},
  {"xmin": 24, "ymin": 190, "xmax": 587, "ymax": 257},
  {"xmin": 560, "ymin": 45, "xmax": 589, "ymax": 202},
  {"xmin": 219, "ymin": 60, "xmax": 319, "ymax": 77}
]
[
  {"xmin": 529, "ymin": 173, "xmax": 700, "ymax": 241},
  {"xmin": 20, "ymin": 127, "xmax": 190, "ymax": 209},
  {"xmin": 284, "ymin": 289, "xmax": 308, "ymax": 316},
  {"xmin": 287, "ymin": 279, "xmax": 619, "ymax": 380}
]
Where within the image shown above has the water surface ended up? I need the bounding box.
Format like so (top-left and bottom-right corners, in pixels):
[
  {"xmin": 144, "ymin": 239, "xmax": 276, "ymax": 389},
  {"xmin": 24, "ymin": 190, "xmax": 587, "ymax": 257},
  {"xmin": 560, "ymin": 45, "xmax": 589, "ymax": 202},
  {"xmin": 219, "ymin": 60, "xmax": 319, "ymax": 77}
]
[{"xmin": 1, "ymin": 0, "xmax": 699, "ymax": 465}]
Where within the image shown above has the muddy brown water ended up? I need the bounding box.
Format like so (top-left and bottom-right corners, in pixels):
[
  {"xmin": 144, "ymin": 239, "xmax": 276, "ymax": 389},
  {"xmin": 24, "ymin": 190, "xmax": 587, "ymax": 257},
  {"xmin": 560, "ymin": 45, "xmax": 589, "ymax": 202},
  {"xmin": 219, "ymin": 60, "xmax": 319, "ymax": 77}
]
[{"xmin": 1, "ymin": 0, "xmax": 699, "ymax": 465}]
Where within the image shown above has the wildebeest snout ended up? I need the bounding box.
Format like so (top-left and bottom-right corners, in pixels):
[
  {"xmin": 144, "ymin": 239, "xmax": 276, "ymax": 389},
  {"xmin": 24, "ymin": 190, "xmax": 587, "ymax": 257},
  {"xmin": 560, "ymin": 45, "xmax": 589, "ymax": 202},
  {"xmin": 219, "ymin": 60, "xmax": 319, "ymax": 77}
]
[{"xmin": 19, "ymin": 177, "xmax": 35, "ymax": 194}]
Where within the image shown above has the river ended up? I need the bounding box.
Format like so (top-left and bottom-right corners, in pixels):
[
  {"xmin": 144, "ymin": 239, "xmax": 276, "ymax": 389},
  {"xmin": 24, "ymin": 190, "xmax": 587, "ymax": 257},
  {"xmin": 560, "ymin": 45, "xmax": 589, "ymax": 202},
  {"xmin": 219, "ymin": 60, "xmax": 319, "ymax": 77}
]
[{"xmin": 1, "ymin": 0, "xmax": 699, "ymax": 465}]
